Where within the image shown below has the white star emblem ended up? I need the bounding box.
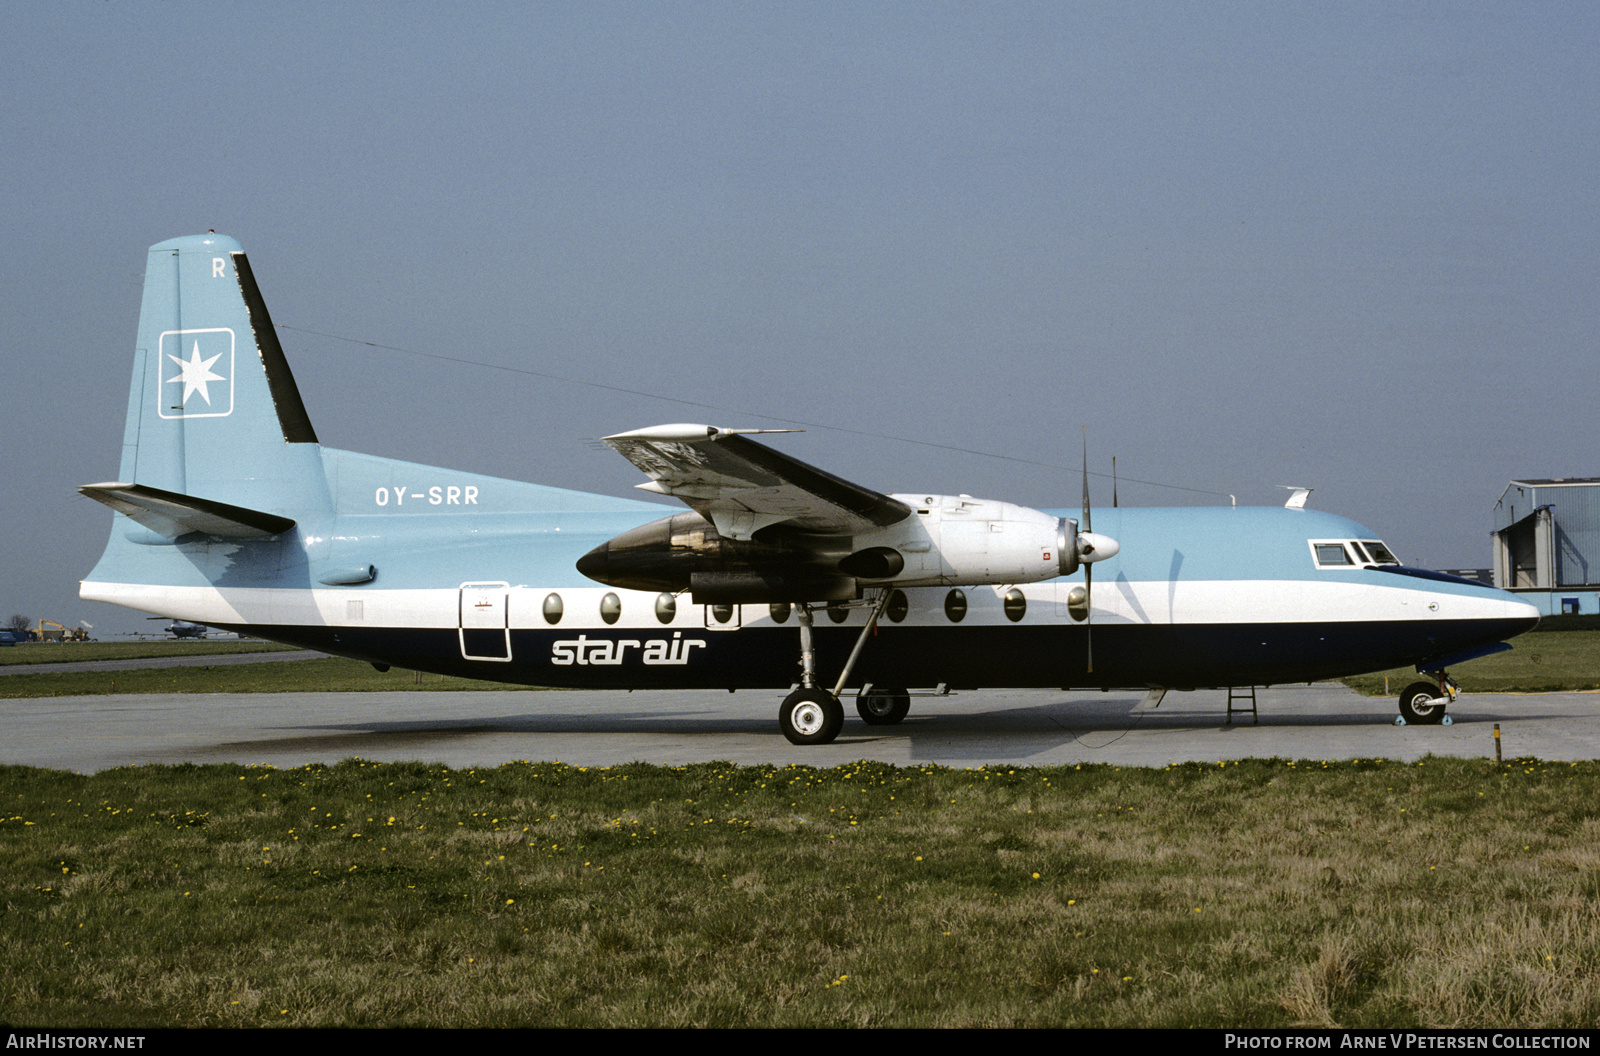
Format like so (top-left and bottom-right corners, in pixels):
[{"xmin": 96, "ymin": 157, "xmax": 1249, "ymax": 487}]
[{"xmin": 165, "ymin": 341, "xmax": 227, "ymax": 406}]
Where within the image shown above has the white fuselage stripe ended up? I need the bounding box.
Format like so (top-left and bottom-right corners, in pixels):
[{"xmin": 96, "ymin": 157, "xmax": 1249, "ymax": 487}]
[{"xmin": 80, "ymin": 578, "xmax": 1534, "ymax": 630}]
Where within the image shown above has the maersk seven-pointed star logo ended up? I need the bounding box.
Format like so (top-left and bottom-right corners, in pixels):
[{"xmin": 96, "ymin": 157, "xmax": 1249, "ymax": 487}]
[
  {"xmin": 168, "ymin": 343, "xmax": 225, "ymax": 403},
  {"xmin": 157, "ymin": 328, "xmax": 234, "ymax": 419}
]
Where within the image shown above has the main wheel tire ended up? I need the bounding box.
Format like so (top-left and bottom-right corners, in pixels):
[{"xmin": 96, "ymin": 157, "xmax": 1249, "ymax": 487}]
[
  {"xmin": 1399, "ymin": 681, "xmax": 1447, "ymax": 725},
  {"xmin": 780, "ymin": 688, "xmax": 844, "ymax": 745},
  {"xmin": 856, "ymin": 686, "xmax": 911, "ymax": 726}
]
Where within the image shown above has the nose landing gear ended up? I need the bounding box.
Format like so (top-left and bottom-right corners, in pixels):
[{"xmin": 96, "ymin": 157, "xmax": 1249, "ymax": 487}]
[{"xmin": 1396, "ymin": 673, "xmax": 1459, "ymax": 726}]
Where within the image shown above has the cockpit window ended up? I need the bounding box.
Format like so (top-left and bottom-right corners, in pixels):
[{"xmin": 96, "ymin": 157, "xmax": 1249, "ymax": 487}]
[
  {"xmin": 1313, "ymin": 542, "xmax": 1353, "ymax": 566},
  {"xmin": 1311, "ymin": 539, "xmax": 1401, "ymax": 568},
  {"xmin": 1361, "ymin": 541, "xmax": 1399, "ymax": 565}
]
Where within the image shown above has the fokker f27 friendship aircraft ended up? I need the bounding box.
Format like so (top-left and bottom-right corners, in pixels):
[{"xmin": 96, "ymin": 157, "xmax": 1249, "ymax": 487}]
[{"xmin": 81, "ymin": 234, "xmax": 1540, "ymax": 744}]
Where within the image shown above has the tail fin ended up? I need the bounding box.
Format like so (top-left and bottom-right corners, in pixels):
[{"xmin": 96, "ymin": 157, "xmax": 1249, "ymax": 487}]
[{"xmin": 104, "ymin": 234, "xmax": 328, "ymax": 519}]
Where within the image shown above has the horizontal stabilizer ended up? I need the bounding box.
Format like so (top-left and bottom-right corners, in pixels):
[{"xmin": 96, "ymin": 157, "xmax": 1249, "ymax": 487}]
[{"xmin": 79, "ymin": 482, "xmax": 295, "ymax": 539}]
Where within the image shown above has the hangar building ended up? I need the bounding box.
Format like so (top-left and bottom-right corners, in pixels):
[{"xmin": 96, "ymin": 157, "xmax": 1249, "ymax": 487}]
[{"xmin": 1492, "ymin": 478, "xmax": 1600, "ymax": 616}]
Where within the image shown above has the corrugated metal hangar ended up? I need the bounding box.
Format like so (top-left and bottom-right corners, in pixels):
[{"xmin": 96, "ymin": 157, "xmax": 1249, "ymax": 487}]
[{"xmin": 1492, "ymin": 478, "xmax": 1600, "ymax": 615}]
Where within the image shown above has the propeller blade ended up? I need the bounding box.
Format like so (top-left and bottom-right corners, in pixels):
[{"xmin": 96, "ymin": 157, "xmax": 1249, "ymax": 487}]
[
  {"xmin": 1085, "ymin": 561, "xmax": 1094, "ymax": 673},
  {"xmin": 1072, "ymin": 437, "xmax": 1125, "ymax": 674},
  {"xmin": 1081, "ymin": 430, "xmax": 1091, "ymax": 534},
  {"xmin": 1082, "ymin": 430, "xmax": 1093, "ymax": 674}
]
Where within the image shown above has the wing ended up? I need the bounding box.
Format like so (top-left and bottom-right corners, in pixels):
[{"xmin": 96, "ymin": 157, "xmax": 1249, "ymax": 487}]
[{"xmin": 602, "ymin": 424, "xmax": 912, "ymax": 540}]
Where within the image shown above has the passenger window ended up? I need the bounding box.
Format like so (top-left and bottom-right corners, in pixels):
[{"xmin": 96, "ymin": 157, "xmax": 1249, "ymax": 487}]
[
  {"xmin": 1003, "ymin": 588, "xmax": 1026, "ymax": 622},
  {"xmin": 944, "ymin": 589, "xmax": 967, "ymax": 622},
  {"xmin": 885, "ymin": 590, "xmax": 909, "ymax": 624}
]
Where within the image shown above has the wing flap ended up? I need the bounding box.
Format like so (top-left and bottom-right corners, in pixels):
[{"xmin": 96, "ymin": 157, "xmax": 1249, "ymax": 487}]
[{"xmin": 79, "ymin": 482, "xmax": 296, "ymax": 539}]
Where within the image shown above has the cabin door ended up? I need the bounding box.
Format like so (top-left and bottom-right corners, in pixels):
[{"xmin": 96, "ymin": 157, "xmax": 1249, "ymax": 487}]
[{"xmin": 459, "ymin": 581, "xmax": 512, "ymax": 661}]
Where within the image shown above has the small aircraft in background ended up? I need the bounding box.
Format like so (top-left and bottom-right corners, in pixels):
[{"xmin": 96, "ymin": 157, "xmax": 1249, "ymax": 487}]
[
  {"xmin": 148, "ymin": 618, "xmax": 212, "ymax": 639},
  {"xmin": 80, "ymin": 235, "xmax": 1539, "ymax": 743}
]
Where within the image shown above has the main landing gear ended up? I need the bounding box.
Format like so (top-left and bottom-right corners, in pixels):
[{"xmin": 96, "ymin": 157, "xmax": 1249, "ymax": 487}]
[
  {"xmin": 1396, "ymin": 673, "xmax": 1458, "ymax": 726},
  {"xmin": 856, "ymin": 685, "xmax": 912, "ymax": 725},
  {"xmin": 778, "ymin": 591, "xmax": 902, "ymax": 745},
  {"xmin": 780, "ymin": 687, "xmax": 844, "ymax": 745}
]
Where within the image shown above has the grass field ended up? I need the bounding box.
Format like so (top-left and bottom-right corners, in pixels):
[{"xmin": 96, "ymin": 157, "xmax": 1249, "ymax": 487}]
[
  {"xmin": 3, "ymin": 756, "xmax": 1597, "ymax": 1028},
  {"xmin": 0, "ymin": 655, "xmax": 530, "ymax": 698},
  {"xmin": 0, "ymin": 640, "xmax": 297, "ymax": 666}
]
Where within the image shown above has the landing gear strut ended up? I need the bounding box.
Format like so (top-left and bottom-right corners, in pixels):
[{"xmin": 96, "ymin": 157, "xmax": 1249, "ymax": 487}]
[
  {"xmin": 778, "ymin": 590, "xmax": 896, "ymax": 745},
  {"xmin": 1397, "ymin": 673, "xmax": 1458, "ymax": 726}
]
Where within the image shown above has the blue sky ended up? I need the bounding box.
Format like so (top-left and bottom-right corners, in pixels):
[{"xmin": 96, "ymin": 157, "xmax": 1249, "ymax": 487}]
[{"xmin": 3, "ymin": 2, "xmax": 1596, "ymax": 633}]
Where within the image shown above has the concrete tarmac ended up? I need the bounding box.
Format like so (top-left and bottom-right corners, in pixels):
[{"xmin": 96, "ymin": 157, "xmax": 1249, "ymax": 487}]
[{"xmin": 5, "ymin": 684, "xmax": 1598, "ymax": 772}]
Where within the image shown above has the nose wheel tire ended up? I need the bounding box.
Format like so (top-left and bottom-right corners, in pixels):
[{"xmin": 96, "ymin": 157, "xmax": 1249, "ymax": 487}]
[
  {"xmin": 1399, "ymin": 682, "xmax": 1447, "ymax": 725},
  {"xmin": 780, "ymin": 688, "xmax": 845, "ymax": 745},
  {"xmin": 856, "ymin": 686, "xmax": 911, "ymax": 726}
]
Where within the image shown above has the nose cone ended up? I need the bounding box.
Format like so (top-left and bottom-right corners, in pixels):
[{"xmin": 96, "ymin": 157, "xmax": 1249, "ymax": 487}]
[
  {"xmin": 1466, "ymin": 583, "xmax": 1542, "ymax": 633},
  {"xmin": 1440, "ymin": 582, "xmax": 1542, "ymax": 650},
  {"xmin": 1508, "ymin": 594, "xmax": 1542, "ymax": 634}
]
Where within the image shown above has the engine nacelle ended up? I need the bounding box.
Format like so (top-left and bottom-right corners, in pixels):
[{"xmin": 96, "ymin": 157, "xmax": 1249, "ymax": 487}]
[
  {"xmin": 575, "ymin": 511, "xmax": 854, "ymax": 600},
  {"xmin": 862, "ymin": 495, "xmax": 1082, "ymax": 587},
  {"xmin": 575, "ymin": 497, "xmax": 1120, "ymax": 601}
]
